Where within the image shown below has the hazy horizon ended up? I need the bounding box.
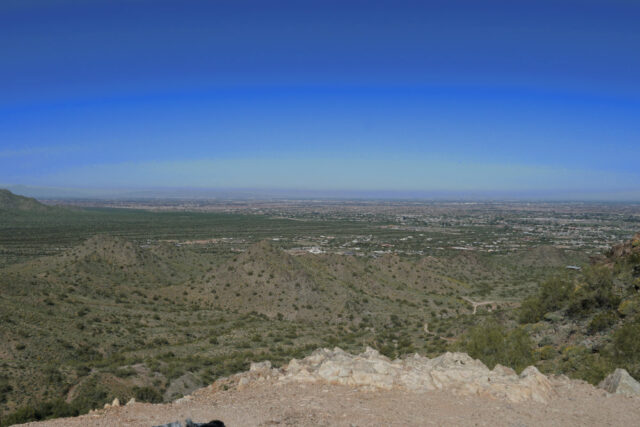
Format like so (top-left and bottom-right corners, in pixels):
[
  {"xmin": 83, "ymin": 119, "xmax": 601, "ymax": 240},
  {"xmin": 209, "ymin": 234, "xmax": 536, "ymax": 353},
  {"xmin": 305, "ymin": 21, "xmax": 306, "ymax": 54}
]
[{"xmin": 3, "ymin": 183, "xmax": 640, "ymax": 203}]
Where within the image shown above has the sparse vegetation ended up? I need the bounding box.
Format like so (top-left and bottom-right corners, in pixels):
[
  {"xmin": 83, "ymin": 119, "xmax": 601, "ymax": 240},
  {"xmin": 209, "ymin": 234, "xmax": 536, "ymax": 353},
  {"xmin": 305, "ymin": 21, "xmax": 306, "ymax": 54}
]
[
  {"xmin": 518, "ymin": 233, "xmax": 640, "ymax": 384},
  {"xmin": 1, "ymin": 190, "xmax": 639, "ymax": 425}
]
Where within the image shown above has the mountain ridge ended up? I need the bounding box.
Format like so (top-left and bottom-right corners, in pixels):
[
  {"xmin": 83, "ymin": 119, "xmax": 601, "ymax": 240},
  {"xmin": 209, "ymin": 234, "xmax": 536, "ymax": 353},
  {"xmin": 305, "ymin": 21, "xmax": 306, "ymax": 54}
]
[{"xmin": 0, "ymin": 189, "xmax": 54, "ymax": 213}]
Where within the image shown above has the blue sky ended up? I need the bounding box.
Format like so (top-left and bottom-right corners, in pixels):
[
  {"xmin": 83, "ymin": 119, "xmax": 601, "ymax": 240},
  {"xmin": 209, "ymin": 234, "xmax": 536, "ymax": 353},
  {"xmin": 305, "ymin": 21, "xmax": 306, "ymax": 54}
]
[{"xmin": 1, "ymin": 0, "xmax": 639, "ymax": 198}]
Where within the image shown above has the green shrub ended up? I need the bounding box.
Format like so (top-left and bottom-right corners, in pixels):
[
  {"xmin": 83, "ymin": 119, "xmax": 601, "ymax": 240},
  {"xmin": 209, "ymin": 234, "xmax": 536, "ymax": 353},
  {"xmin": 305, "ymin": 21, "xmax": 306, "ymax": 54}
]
[
  {"xmin": 587, "ymin": 311, "xmax": 618, "ymax": 334},
  {"xmin": 518, "ymin": 297, "xmax": 544, "ymax": 324},
  {"xmin": 67, "ymin": 376, "xmax": 110, "ymax": 413},
  {"xmin": 1, "ymin": 399, "xmax": 78, "ymax": 427},
  {"xmin": 502, "ymin": 328, "xmax": 536, "ymax": 371},
  {"xmin": 0, "ymin": 376, "xmax": 12, "ymax": 404},
  {"xmin": 518, "ymin": 277, "xmax": 572, "ymax": 324},
  {"xmin": 613, "ymin": 319, "xmax": 640, "ymax": 376},
  {"xmin": 567, "ymin": 266, "xmax": 619, "ymax": 318},
  {"xmin": 538, "ymin": 277, "xmax": 572, "ymax": 312},
  {"xmin": 558, "ymin": 345, "xmax": 612, "ymax": 385},
  {"xmin": 460, "ymin": 320, "xmax": 534, "ymax": 373},
  {"xmin": 133, "ymin": 386, "xmax": 163, "ymax": 403},
  {"xmin": 618, "ymin": 296, "xmax": 640, "ymax": 317},
  {"xmin": 2, "ymin": 406, "xmax": 37, "ymax": 426},
  {"xmin": 537, "ymin": 345, "xmax": 556, "ymax": 360},
  {"xmin": 114, "ymin": 367, "xmax": 137, "ymax": 378}
]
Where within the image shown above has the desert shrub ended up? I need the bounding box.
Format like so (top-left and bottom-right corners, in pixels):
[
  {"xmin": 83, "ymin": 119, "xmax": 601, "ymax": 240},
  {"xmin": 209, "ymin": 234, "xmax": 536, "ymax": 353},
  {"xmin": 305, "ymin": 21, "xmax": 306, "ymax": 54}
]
[
  {"xmin": 1, "ymin": 406, "xmax": 37, "ymax": 426},
  {"xmin": 396, "ymin": 333, "xmax": 415, "ymax": 356},
  {"xmin": 537, "ymin": 345, "xmax": 556, "ymax": 360},
  {"xmin": 132, "ymin": 386, "xmax": 163, "ymax": 403},
  {"xmin": 68, "ymin": 376, "xmax": 111, "ymax": 413},
  {"xmin": 618, "ymin": 296, "xmax": 640, "ymax": 317},
  {"xmin": 0, "ymin": 376, "xmax": 12, "ymax": 404},
  {"xmin": 377, "ymin": 342, "xmax": 396, "ymax": 359},
  {"xmin": 501, "ymin": 328, "xmax": 536, "ymax": 371},
  {"xmin": 537, "ymin": 277, "xmax": 572, "ymax": 311},
  {"xmin": 558, "ymin": 345, "xmax": 612, "ymax": 385},
  {"xmin": 462, "ymin": 321, "xmax": 505, "ymax": 367},
  {"xmin": 587, "ymin": 311, "xmax": 618, "ymax": 334},
  {"xmin": 518, "ymin": 277, "xmax": 572, "ymax": 324},
  {"xmin": 521, "ymin": 268, "xmax": 622, "ymax": 322},
  {"xmin": 567, "ymin": 266, "xmax": 619, "ymax": 318},
  {"xmin": 518, "ymin": 297, "xmax": 544, "ymax": 324},
  {"xmin": 43, "ymin": 366, "xmax": 64, "ymax": 384},
  {"xmin": 613, "ymin": 318, "xmax": 640, "ymax": 377},
  {"xmin": 75, "ymin": 345, "xmax": 103, "ymax": 362},
  {"xmin": 1, "ymin": 399, "xmax": 78, "ymax": 427},
  {"xmin": 75, "ymin": 365, "xmax": 91, "ymax": 376},
  {"xmin": 114, "ymin": 367, "xmax": 137, "ymax": 378},
  {"xmin": 460, "ymin": 320, "xmax": 534, "ymax": 373}
]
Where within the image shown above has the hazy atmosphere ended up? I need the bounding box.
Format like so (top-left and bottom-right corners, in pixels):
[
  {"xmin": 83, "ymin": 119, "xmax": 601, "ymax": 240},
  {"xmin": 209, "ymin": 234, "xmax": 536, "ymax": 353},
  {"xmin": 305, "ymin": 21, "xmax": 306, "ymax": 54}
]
[{"xmin": 2, "ymin": 0, "xmax": 639, "ymax": 199}]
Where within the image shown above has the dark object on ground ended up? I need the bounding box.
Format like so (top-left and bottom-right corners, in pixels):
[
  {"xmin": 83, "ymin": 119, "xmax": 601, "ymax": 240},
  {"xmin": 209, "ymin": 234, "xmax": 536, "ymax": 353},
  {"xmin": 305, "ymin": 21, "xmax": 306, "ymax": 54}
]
[
  {"xmin": 153, "ymin": 419, "xmax": 225, "ymax": 427},
  {"xmin": 195, "ymin": 421, "xmax": 226, "ymax": 427}
]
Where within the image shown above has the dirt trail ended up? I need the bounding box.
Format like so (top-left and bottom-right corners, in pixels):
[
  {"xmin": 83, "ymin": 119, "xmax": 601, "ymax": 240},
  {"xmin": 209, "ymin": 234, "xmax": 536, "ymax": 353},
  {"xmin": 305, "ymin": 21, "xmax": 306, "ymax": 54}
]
[
  {"xmin": 20, "ymin": 378, "xmax": 640, "ymax": 427},
  {"xmin": 461, "ymin": 296, "xmax": 499, "ymax": 314}
]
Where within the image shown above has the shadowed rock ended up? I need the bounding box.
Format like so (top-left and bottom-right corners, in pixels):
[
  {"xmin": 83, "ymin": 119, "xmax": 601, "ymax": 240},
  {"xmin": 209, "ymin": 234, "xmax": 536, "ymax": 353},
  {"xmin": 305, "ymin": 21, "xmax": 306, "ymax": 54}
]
[{"xmin": 599, "ymin": 368, "xmax": 640, "ymax": 397}]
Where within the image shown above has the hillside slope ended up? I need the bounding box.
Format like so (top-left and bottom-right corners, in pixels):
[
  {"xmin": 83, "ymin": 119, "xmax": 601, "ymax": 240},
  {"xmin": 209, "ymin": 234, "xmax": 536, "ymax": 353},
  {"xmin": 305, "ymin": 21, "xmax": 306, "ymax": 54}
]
[
  {"xmin": 0, "ymin": 234, "xmax": 583, "ymax": 425},
  {"xmin": 518, "ymin": 232, "xmax": 640, "ymax": 383},
  {"xmin": 0, "ymin": 189, "xmax": 54, "ymax": 213}
]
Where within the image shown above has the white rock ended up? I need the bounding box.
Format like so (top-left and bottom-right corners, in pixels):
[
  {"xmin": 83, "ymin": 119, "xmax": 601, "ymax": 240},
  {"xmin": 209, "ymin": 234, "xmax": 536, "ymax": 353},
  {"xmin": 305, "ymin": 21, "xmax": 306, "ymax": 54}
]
[
  {"xmin": 250, "ymin": 360, "xmax": 272, "ymax": 372},
  {"xmin": 174, "ymin": 395, "xmax": 193, "ymax": 404},
  {"xmin": 268, "ymin": 347, "xmax": 556, "ymax": 403},
  {"xmin": 599, "ymin": 369, "xmax": 640, "ymax": 397}
]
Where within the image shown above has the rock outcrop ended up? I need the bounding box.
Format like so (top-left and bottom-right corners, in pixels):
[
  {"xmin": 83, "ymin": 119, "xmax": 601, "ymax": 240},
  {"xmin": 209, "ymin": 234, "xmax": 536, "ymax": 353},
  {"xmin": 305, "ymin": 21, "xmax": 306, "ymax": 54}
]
[
  {"xmin": 239, "ymin": 347, "xmax": 556, "ymax": 403},
  {"xmin": 598, "ymin": 368, "xmax": 640, "ymax": 397}
]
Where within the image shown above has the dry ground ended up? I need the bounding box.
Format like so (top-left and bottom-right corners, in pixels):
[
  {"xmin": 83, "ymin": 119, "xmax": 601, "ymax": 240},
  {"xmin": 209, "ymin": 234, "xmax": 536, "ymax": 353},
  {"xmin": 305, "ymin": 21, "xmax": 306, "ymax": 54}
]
[{"xmin": 20, "ymin": 378, "xmax": 640, "ymax": 427}]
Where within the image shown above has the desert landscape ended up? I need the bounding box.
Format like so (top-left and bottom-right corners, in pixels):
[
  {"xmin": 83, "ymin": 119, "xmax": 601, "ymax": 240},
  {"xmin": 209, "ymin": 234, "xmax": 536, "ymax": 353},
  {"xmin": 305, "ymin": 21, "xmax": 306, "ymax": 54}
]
[{"xmin": 2, "ymin": 1, "xmax": 639, "ymax": 424}]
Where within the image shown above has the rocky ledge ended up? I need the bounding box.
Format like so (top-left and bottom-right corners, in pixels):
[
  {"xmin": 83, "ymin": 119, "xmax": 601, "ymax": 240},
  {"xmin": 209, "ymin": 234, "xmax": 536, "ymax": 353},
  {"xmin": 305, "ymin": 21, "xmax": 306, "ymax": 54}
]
[{"xmin": 232, "ymin": 347, "xmax": 558, "ymax": 403}]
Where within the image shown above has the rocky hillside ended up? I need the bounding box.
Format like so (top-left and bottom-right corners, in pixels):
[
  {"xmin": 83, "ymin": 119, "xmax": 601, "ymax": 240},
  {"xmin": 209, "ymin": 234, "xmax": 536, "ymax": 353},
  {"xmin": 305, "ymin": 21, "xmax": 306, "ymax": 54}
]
[
  {"xmin": 0, "ymin": 233, "xmax": 609, "ymax": 425},
  {"xmin": 203, "ymin": 240, "xmax": 470, "ymax": 323},
  {"xmin": 16, "ymin": 348, "xmax": 640, "ymax": 426},
  {"xmin": 0, "ymin": 235, "xmax": 491, "ymax": 423},
  {"xmin": 517, "ymin": 232, "xmax": 640, "ymax": 383}
]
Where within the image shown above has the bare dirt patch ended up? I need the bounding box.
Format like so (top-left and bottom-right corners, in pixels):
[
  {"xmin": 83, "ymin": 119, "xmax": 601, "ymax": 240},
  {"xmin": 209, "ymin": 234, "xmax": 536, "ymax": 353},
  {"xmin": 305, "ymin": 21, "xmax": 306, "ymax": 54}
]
[{"xmin": 20, "ymin": 378, "xmax": 640, "ymax": 427}]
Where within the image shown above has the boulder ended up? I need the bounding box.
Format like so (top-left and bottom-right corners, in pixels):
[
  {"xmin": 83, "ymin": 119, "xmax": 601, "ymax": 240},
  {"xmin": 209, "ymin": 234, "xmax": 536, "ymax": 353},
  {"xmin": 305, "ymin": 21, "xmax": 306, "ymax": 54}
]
[{"xmin": 599, "ymin": 369, "xmax": 640, "ymax": 397}]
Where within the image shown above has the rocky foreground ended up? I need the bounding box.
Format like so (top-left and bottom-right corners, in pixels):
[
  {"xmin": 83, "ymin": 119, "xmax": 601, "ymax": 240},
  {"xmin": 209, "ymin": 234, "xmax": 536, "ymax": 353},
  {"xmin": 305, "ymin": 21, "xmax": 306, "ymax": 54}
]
[
  {"xmin": 22, "ymin": 348, "xmax": 640, "ymax": 426},
  {"xmin": 244, "ymin": 347, "xmax": 554, "ymax": 403}
]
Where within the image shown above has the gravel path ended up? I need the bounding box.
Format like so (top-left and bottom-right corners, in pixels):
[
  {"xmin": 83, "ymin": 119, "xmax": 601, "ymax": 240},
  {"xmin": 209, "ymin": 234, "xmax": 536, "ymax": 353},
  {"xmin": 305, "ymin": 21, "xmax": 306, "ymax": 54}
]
[{"xmin": 19, "ymin": 378, "xmax": 640, "ymax": 427}]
